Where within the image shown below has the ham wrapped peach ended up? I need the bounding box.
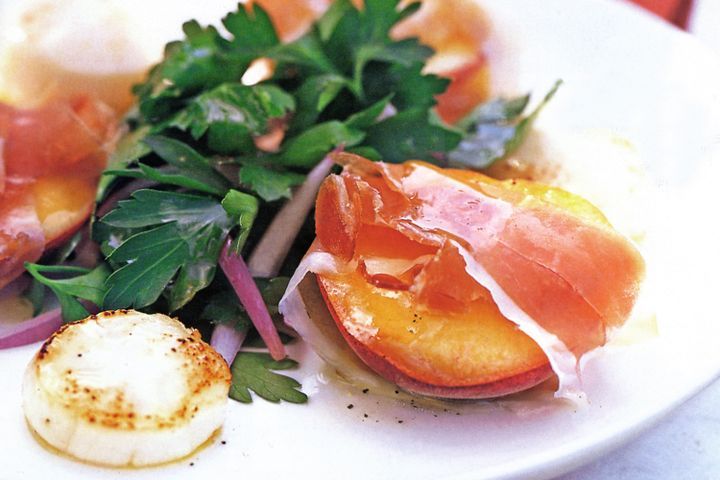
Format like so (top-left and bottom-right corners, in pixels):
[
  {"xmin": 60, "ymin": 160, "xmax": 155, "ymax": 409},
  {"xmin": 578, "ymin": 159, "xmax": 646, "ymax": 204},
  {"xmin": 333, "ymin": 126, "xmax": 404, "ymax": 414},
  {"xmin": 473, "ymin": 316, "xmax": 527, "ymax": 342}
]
[
  {"xmin": 0, "ymin": 96, "xmax": 116, "ymax": 288},
  {"xmin": 281, "ymin": 154, "xmax": 645, "ymax": 399}
]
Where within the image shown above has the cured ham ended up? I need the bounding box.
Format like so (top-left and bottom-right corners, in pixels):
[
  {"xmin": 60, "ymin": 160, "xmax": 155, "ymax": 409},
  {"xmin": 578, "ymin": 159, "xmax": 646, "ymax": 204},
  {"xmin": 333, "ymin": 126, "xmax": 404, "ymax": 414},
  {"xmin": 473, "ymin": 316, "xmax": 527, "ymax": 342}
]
[
  {"xmin": 281, "ymin": 153, "xmax": 645, "ymax": 399},
  {"xmin": 2, "ymin": 96, "xmax": 114, "ymax": 180},
  {"xmin": 0, "ymin": 182, "xmax": 45, "ymax": 290},
  {"xmin": 0, "ymin": 96, "xmax": 116, "ymax": 288}
]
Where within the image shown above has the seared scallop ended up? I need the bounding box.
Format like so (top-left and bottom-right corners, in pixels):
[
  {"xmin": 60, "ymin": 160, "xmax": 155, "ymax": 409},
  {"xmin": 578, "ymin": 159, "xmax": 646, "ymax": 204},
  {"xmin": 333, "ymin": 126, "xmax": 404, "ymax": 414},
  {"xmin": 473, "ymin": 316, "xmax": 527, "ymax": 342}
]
[{"xmin": 22, "ymin": 310, "xmax": 231, "ymax": 467}]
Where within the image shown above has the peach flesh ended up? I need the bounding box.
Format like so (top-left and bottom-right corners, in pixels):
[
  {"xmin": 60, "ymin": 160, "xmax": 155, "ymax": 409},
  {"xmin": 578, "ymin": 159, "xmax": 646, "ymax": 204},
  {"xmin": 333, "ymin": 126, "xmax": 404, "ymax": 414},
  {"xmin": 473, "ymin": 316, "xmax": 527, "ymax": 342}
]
[{"xmin": 314, "ymin": 273, "xmax": 554, "ymax": 399}]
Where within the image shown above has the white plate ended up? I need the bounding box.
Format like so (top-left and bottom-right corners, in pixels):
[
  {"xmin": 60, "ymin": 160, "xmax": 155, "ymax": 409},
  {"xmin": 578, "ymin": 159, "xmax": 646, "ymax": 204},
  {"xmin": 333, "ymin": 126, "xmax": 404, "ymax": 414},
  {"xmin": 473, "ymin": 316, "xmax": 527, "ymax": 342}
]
[{"xmin": 2, "ymin": 0, "xmax": 720, "ymax": 479}]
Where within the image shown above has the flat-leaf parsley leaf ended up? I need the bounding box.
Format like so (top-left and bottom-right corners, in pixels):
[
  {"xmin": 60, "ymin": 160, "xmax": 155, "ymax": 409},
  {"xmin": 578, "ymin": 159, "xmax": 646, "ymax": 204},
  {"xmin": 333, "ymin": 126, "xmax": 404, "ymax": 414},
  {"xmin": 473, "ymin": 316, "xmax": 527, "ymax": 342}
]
[{"xmin": 230, "ymin": 352, "xmax": 307, "ymax": 404}]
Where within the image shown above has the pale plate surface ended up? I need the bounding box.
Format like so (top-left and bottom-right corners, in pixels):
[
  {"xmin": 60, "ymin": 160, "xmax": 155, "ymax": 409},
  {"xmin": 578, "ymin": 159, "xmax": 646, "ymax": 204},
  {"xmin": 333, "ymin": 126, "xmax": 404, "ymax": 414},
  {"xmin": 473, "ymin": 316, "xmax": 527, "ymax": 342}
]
[{"xmin": 1, "ymin": 0, "xmax": 720, "ymax": 479}]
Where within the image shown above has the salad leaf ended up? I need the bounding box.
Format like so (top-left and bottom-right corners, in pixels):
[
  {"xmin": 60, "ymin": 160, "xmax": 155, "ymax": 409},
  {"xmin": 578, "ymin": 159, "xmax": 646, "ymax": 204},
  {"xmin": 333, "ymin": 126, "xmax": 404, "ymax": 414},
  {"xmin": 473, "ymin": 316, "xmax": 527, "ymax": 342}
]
[
  {"xmin": 270, "ymin": 33, "xmax": 337, "ymax": 74},
  {"xmin": 315, "ymin": 0, "xmax": 353, "ymax": 42},
  {"xmin": 223, "ymin": 3, "xmax": 279, "ymax": 55},
  {"xmin": 142, "ymin": 136, "xmax": 231, "ymax": 196},
  {"xmin": 104, "ymin": 223, "xmax": 191, "ymax": 310},
  {"xmin": 101, "ymin": 190, "xmax": 241, "ymax": 310},
  {"xmin": 455, "ymin": 95, "xmax": 530, "ymax": 129},
  {"xmin": 200, "ymin": 276, "xmax": 288, "ymax": 333},
  {"xmin": 378, "ymin": 63, "xmax": 448, "ymax": 111},
  {"xmin": 55, "ymin": 296, "xmax": 90, "ymax": 324},
  {"xmin": 168, "ymin": 222, "xmax": 227, "ymax": 312},
  {"xmin": 506, "ymin": 80, "xmax": 563, "ymax": 153},
  {"xmin": 291, "ymin": 74, "xmax": 349, "ymax": 132},
  {"xmin": 106, "ymin": 125, "xmax": 153, "ymax": 168},
  {"xmin": 201, "ymin": 290, "xmax": 252, "ymax": 329},
  {"xmin": 229, "ymin": 352, "xmax": 307, "ymax": 404},
  {"xmin": 97, "ymin": 125, "xmax": 152, "ymax": 201},
  {"xmin": 239, "ymin": 164, "xmax": 305, "ymax": 202},
  {"xmin": 135, "ymin": 21, "xmax": 241, "ymax": 120},
  {"xmin": 134, "ymin": 4, "xmax": 287, "ymax": 122},
  {"xmin": 280, "ymin": 121, "xmax": 365, "ymax": 167},
  {"xmin": 257, "ymin": 276, "xmax": 290, "ymax": 311},
  {"xmin": 24, "ymin": 279, "xmax": 46, "ymax": 316},
  {"xmin": 364, "ymin": 108, "xmax": 462, "ymax": 163},
  {"xmin": 105, "ymin": 163, "xmax": 225, "ymax": 196},
  {"xmin": 344, "ymin": 94, "xmax": 393, "ymax": 129},
  {"xmin": 25, "ymin": 264, "xmax": 110, "ymax": 321},
  {"xmin": 101, "ymin": 189, "xmax": 228, "ymax": 229},
  {"xmin": 449, "ymin": 80, "xmax": 562, "ymax": 170},
  {"xmin": 221, "ymin": 190, "xmax": 259, "ymax": 253},
  {"xmin": 169, "ymin": 83, "xmax": 295, "ymax": 154}
]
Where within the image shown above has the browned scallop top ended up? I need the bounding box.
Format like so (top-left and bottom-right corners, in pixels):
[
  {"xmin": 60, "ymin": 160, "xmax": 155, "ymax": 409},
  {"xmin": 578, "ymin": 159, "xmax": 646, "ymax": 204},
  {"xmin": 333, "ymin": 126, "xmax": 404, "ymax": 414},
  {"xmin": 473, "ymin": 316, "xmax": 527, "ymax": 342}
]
[{"xmin": 32, "ymin": 310, "xmax": 231, "ymax": 431}]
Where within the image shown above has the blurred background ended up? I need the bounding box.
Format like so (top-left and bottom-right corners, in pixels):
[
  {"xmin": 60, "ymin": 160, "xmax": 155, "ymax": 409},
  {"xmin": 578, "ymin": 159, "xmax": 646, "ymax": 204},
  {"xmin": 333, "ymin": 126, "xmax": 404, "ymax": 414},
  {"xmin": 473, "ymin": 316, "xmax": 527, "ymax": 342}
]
[{"xmin": 628, "ymin": 0, "xmax": 720, "ymax": 55}]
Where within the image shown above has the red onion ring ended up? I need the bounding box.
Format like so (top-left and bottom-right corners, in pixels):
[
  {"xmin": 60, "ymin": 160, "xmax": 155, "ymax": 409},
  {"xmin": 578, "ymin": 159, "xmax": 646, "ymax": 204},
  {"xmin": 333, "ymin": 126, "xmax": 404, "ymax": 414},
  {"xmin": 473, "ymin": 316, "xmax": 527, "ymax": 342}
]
[{"xmin": 0, "ymin": 308, "xmax": 62, "ymax": 349}]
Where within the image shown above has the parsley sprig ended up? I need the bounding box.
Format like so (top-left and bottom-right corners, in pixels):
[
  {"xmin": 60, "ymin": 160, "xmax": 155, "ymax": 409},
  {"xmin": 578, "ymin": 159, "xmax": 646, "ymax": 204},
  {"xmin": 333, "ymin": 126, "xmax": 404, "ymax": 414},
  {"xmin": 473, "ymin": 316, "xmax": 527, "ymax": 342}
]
[
  {"xmin": 230, "ymin": 352, "xmax": 307, "ymax": 404},
  {"xmin": 88, "ymin": 0, "xmax": 460, "ymax": 319}
]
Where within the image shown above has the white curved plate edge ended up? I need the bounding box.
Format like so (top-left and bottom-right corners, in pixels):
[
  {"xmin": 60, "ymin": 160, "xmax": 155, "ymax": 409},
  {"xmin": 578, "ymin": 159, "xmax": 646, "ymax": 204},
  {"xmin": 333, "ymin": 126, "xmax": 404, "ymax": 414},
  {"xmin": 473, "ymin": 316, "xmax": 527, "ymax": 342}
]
[{"xmin": 1, "ymin": 1, "xmax": 720, "ymax": 479}]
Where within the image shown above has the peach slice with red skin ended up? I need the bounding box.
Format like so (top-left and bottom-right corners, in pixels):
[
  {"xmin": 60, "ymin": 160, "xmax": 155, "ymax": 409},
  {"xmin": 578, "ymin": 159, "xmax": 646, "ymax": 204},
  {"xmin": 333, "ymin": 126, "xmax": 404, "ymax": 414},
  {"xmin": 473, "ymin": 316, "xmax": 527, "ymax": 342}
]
[
  {"xmin": 306, "ymin": 155, "xmax": 645, "ymax": 399},
  {"xmin": 31, "ymin": 175, "xmax": 98, "ymax": 249},
  {"xmin": 0, "ymin": 182, "xmax": 45, "ymax": 289},
  {"xmin": 0, "ymin": 96, "xmax": 116, "ymax": 288},
  {"xmin": 316, "ymin": 270, "xmax": 554, "ymax": 399},
  {"xmin": 0, "ymin": 177, "xmax": 97, "ymax": 288}
]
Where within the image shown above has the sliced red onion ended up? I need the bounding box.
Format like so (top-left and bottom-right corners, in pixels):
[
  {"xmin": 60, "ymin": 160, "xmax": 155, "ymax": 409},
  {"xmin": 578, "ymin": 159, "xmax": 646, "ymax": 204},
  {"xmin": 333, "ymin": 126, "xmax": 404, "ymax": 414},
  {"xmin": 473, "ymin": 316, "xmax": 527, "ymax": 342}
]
[
  {"xmin": 0, "ymin": 308, "xmax": 62, "ymax": 349},
  {"xmin": 247, "ymin": 155, "xmax": 334, "ymax": 278},
  {"xmin": 220, "ymin": 239, "xmax": 286, "ymax": 361},
  {"xmin": 210, "ymin": 323, "xmax": 248, "ymax": 366}
]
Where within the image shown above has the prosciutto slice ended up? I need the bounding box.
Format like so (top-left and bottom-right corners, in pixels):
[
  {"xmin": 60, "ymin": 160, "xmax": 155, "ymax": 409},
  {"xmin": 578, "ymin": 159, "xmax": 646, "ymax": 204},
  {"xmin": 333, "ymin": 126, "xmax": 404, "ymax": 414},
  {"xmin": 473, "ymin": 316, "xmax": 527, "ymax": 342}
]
[
  {"xmin": 2, "ymin": 96, "xmax": 114, "ymax": 181},
  {"xmin": 0, "ymin": 96, "xmax": 116, "ymax": 289},
  {"xmin": 0, "ymin": 182, "xmax": 45, "ymax": 289}
]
